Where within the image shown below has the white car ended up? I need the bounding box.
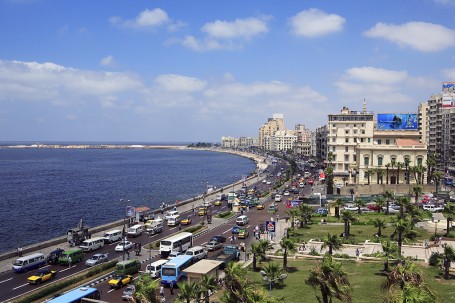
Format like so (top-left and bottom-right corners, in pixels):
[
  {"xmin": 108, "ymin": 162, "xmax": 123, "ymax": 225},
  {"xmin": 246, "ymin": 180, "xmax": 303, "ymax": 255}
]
[
  {"xmin": 266, "ymin": 180, "xmax": 272, "ymax": 185},
  {"xmin": 382, "ymin": 207, "xmax": 399, "ymax": 214},
  {"xmin": 343, "ymin": 205, "xmax": 358, "ymax": 211},
  {"xmin": 283, "ymin": 191, "xmax": 290, "ymax": 196},
  {"xmin": 165, "ymin": 210, "xmax": 179, "ymax": 220},
  {"xmin": 423, "ymin": 204, "xmax": 444, "ymax": 212},
  {"xmin": 85, "ymin": 253, "xmax": 109, "ymax": 267},
  {"xmin": 115, "ymin": 241, "xmax": 134, "ymax": 252}
]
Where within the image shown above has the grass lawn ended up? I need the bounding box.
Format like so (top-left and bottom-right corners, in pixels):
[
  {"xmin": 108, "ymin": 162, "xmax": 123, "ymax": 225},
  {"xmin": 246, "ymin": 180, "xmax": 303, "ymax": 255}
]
[{"xmin": 241, "ymin": 259, "xmax": 455, "ymax": 303}]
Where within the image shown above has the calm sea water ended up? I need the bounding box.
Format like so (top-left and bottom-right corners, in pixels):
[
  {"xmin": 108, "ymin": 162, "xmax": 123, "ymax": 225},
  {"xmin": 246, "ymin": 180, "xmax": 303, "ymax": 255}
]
[{"xmin": 0, "ymin": 148, "xmax": 255, "ymax": 253}]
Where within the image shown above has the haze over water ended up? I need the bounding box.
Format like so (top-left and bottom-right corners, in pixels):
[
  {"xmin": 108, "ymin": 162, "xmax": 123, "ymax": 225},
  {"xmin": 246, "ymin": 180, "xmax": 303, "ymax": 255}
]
[{"xmin": 0, "ymin": 147, "xmax": 256, "ymax": 253}]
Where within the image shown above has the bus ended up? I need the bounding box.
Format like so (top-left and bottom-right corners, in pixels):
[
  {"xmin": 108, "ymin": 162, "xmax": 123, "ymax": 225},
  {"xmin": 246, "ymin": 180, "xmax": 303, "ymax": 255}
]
[
  {"xmin": 160, "ymin": 232, "xmax": 193, "ymax": 258},
  {"xmin": 160, "ymin": 255, "xmax": 193, "ymax": 287},
  {"xmin": 46, "ymin": 287, "xmax": 100, "ymax": 303},
  {"xmin": 443, "ymin": 176, "xmax": 453, "ymax": 186}
]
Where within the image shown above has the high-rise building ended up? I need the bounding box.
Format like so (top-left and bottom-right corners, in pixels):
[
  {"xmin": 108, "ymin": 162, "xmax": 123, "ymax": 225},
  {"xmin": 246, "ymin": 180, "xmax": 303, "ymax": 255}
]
[{"xmin": 258, "ymin": 113, "xmax": 285, "ymax": 149}]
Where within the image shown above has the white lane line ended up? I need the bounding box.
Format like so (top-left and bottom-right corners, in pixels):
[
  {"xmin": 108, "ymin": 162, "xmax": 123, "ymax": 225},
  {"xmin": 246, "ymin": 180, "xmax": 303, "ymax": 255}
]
[
  {"xmin": 59, "ymin": 266, "xmax": 73, "ymax": 272},
  {"xmin": 201, "ymin": 242, "xmax": 207, "ymax": 246},
  {"xmin": 13, "ymin": 283, "xmax": 28, "ymax": 290},
  {"xmin": 222, "ymin": 229, "xmax": 231, "ymax": 235},
  {"xmin": 107, "ymin": 288, "xmax": 115, "ymax": 293},
  {"xmin": 0, "ymin": 278, "xmax": 12, "ymax": 284}
]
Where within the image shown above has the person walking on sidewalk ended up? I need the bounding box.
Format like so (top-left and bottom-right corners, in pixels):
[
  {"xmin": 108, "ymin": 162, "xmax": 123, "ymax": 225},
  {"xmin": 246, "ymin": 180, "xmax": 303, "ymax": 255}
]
[{"xmin": 68, "ymin": 256, "xmax": 72, "ymax": 268}]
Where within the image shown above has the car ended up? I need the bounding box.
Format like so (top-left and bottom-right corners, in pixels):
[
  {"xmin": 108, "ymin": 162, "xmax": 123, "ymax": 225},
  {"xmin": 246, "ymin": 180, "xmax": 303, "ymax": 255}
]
[
  {"xmin": 316, "ymin": 208, "xmax": 328, "ymax": 215},
  {"xmin": 266, "ymin": 180, "xmax": 272, "ymax": 185},
  {"xmin": 382, "ymin": 207, "xmax": 399, "ymax": 214},
  {"xmin": 214, "ymin": 200, "xmax": 222, "ymax": 206},
  {"xmin": 343, "ymin": 205, "xmax": 358, "ymax": 211},
  {"xmin": 423, "ymin": 204, "xmax": 444, "ymax": 212},
  {"xmin": 262, "ymin": 179, "xmax": 267, "ymax": 184},
  {"xmin": 268, "ymin": 204, "xmax": 278, "ymax": 213},
  {"xmin": 283, "ymin": 191, "xmax": 290, "ymax": 196},
  {"xmin": 238, "ymin": 227, "xmax": 249, "ymax": 239},
  {"xmin": 211, "ymin": 235, "xmax": 226, "ymax": 243},
  {"xmin": 165, "ymin": 210, "xmax": 179, "ymax": 220},
  {"xmin": 122, "ymin": 284, "xmax": 136, "ymax": 301},
  {"xmin": 205, "ymin": 240, "xmax": 222, "ymax": 251},
  {"xmin": 115, "ymin": 241, "xmax": 134, "ymax": 252},
  {"xmin": 108, "ymin": 274, "xmax": 133, "ymax": 288},
  {"xmin": 231, "ymin": 225, "xmax": 240, "ymax": 234},
  {"xmin": 367, "ymin": 204, "xmax": 381, "ymax": 211},
  {"xmin": 198, "ymin": 207, "xmax": 208, "ymax": 216},
  {"xmin": 27, "ymin": 268, "xmax": 57, "ymax": 285},
  {"xmin": 203, "ymin": 201, "xmax": 212, "ymax": 207},
  {"xmin": 167, "ymin": 251, "xmax": 184, "ymax": 260},
  {"xmin": 85, "ymin": 253, "xmax": 109, "ymax": 267},
  {"xmin": 256, "ymin": 203, "xmax": 265, "ymax": 210},
  {"xmin": 181, "ymin": 216, "xmax": 192, "ymax": 225}
]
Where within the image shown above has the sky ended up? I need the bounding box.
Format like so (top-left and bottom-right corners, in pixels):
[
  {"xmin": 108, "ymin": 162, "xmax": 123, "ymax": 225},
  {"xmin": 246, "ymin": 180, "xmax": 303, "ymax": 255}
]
[{"xmin": 1, "ymin": 0, "xmax": 455, "ymax": 143}]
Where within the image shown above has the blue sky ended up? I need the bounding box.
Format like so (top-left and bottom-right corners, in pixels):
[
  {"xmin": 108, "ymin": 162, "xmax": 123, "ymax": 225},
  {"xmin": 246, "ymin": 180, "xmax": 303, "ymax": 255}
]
[{"xmin": 1, "ymin": 0, "xmax": 455, "ymax": 142}]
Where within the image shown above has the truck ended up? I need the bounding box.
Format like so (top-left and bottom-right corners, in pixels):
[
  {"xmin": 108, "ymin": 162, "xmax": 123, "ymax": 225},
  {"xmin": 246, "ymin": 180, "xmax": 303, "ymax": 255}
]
[{"xmin": 209, "ymin": 245, "xmax": 240, "ymax": 269}]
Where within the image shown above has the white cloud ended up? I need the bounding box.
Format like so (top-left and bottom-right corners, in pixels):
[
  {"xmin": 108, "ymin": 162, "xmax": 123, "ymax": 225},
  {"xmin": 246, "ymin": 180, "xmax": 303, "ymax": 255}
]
[
  {"xmin": 364, "ymin": 21, "xmax": 455, "ymax": 52},
  {"xmin": 202, "ymin": 17, "xmax": 269, "ymax": 39},
  {"xmin": 100, "ymin": 55, "xmax": 114, "ymax": 67},
  {"xmin": 289, "ymin": 8, "xmax": 345, "ymax": 37},
  {"xmin": 442, "ymin": 68, "xmax": 455, "ymax": 79},
  {"xmin": 109, "ymin": 8, "xmax": 183, "ymax": 31},
  {"xmin": 180, "ymin": 35, "xmax": 239, "ymax": 52},
  {"xmin": 344, "ymin": 67, "xmax": 408, "ymax": 84},
  {"xmin": 154, "ymin": 74, "xmax": 207, "ymax": 92}
]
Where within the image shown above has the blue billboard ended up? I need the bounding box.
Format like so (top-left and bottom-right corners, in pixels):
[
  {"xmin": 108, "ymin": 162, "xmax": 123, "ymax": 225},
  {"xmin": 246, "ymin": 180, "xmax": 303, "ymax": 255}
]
[{"xmin": 377, "ymin": 114, "xmax": 418, "ymax": 130}]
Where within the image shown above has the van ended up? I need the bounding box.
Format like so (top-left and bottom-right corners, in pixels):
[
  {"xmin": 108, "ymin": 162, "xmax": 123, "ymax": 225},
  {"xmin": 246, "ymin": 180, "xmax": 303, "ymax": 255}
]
[
  {"xmin": 47, "ymin": 248, "xmax": 64, "ymax": 264},
  {"xmin": 13, "ymin": 253, "xmax": 46, "ymax": 273},
  {"xmin": 165, "ymin": 210, "xmax": 179, "ymax": 220},
  {"xmin": 167, "ymin": 215, "xmax": 181, "ymax": 227},
  {"xmin": 145, "ymin": 218, "xmax": 164, "ymax": 235},
  {"xmin": 216, "ymin": 193, "xmax": 226, "ymax": 201},
  {"xmin": 79, "ymin": 237, "xmax": 105, "ymax": 252},
  {"xmin": 236, "ymin": 215, "xmax": 249, "ymax": 226},
  {"xmin": 102, "ymin": 230, "xmax": 123, "ymax": 243},
  {"xmin": 274, "ymin": 194, "xmax": 282, "ymax": 202},
  {"xmin": 58, "ymin": 249, "xmax": 84, "ymax": 265},
  {"xmin": 127, "ymin": 224, "xmax": 143, "ymax": 238},
  {"xmin": 115, "ymin": 259, "xmax": 141, "ymax": 275},
  {"xmin": 185, "ymin": 246, "xmax": 208, "ymax": 261},
  {"xmin": 144, "ymin": 259, "xmax": 169, "ymax": 278}
]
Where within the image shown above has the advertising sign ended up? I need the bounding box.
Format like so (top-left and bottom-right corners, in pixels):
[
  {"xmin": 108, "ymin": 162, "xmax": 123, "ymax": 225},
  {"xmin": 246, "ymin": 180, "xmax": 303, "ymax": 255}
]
[
  {"xmin": 126, "ymin": 206, "xmax": 135, "ymax": 217},
  {"xmin": 377, "ymin": 113, "xmax": 418, "ymax": 130},
  {"xmin": 442, "ymin": 82, "xmax": 455, "ymax": 93},
  {"xmin": 442, "ymin": 93, "xmax": 455, "ymax": 108},
  {"xmin": 265, "ymin": 220, "xmax": 276, "ymax": 233}
]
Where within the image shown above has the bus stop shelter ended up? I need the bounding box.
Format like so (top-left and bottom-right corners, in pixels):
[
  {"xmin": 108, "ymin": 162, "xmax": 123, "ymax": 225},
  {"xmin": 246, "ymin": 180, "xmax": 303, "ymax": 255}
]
[{"xmin": 185, "ymin": 260, "xmax": 223, "ymax": 283}]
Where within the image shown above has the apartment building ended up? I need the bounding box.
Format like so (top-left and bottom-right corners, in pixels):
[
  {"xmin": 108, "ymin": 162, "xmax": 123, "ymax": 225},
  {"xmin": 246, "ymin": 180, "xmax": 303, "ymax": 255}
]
[{"xmin": 258, "ymin": 113, "xmax": 285, "ymax": 149}]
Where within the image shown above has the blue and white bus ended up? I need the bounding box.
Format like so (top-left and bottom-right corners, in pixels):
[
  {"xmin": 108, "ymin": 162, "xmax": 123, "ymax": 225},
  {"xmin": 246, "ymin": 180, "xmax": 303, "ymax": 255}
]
[
  {"xmin": 160, "ymin": 232, "xmax": 193, "ymax": 258},
  {"xmin": 46, "ymin": 287, "xmax": 101, "ymax": 303},
  {"xmin": 160, "ymin": 255, "xmax": 193, "ymax": 287}
]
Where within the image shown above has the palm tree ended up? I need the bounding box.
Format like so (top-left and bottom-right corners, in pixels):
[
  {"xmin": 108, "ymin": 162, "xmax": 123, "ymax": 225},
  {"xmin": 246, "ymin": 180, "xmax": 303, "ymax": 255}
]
[
  {"xmin": 385, "ymin": 163, "xmax": 391, "ymax": 184},
  {"xmin": 394, "ymin": 219, "xmax": 409, "ymax": 258},
  {"xmin": 305, "ymin": 255, "xmax": 352, "ymax": 303},
  {"xmin": 333, "ymin": 198, "xmax": 344, "ymax": 220},
  {"xmin": 426, "ymin": 153, "xmax": 438, "ymax": 185},
  {"xmin": 199, "ymin": 275, "xmax": 219, "ymax": 303},
  {"xmin": 365, "ymin": 170, "xmax": 372, "ymax": 185},
  {"xmin": 354, "ymin": 198, "xmax": 366, "ymax": 214},
  {"xmin": 373, "ymin": 218, "xmax": 387, "ymax": 237},
  {"xmin": 383, "ymin": 262, "xmax": 427, "ymax": 291},
  {"xmin": 177, "ymin": 280, "xmax": 199, "ymax": 303},
  {"xmin": 442, "ymin": 243, "xmax": 455, "ymax": 280},
  {"xmin": 411, "ymin": 186, "xmax": 423, "ymax": 207},
  {"xmin": 262, "ymin": 262, "xmax": 285, "ymax": 289},
  {"xmin": 407, "ymin": 206, "xmax": 423, "ymax": 230},
  {"xmin": 250, "ymin": 242, "xmax": 262, "ymax": 272},
  {"xmin": 410, "ymin": 166, "xmax": 420, "ymax": 184},
  {"xmin": 321, "ymin": 233, "xmax": 343, "ymax": 255},
  {"xmin": 395, "ymin": 196, "xmax": 412, "ymax": 219},
  {"xmin": 396, "ymin": 162, "xmax": 404, "ymax": 184},
  {"xmin": 374, "ymin": 196, "xmax": 386, "ymax": 214},
  {"xmin": 133, "ymin": 274, "xmax": 161, "ymax": 303},
  {"xmin": 432, "ymin": 171, "xmax": 443, "ymax": 193},
  {"xmin": 442, "ymin": 202, "xmax": 455, "ymax": 237},
  {"xmin": 404, "ymin": 158, "xmax": 411, "ymax": 185},
  {"xmin": 381, "ymin": 240, "xmax": 398, "ymax": 272},
  {"xmin": 383, "ymin": 190, "xmax": 395, "ymax": 215},
  {"xmin": 385, "ymin": 283, "xmax": 438, "ymax": 303},
  {"xmin": 390, "ymin": 160, "xmax": 397, "ymax": 184},
  {"xmin": 298, "ymin": 203, "xmax": 313, "ymax": 227},
  {"xmin": 285, "ymin": 208, "xmax": 299, "ymax": 229},
  {"xmin": 376, "ymin": 168, "xmax": 384, "ymax": 184},
  {"xmin": 280, "ymin": 238, "xmax": 296, "ymax": 271},
  {"xmin": 222, "ymin": 262, "xmax": 247, "ymax": 302},
  {"xmin": 341, "ymin": 211, "xmax": 356, "ymax": 239}
]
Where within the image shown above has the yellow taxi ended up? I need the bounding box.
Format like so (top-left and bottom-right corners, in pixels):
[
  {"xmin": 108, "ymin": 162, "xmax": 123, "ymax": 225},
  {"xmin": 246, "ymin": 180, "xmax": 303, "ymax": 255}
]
[
  {"xmin": 256, "ymin": 203, "xmax": 265, "ymax": 210},
  {"xmin": 181, "ymin": 216, "xmax": 192, "ymax": 225},
  {"xmin": 214, "ymin": 200, "xmax": 222, "ymax": 206},
  {"xmin": 108, "ymin": 274, "xmax": 133, "ymax": 288},
  {"xmin": 198, "ymin": 207, "xmax": 208, "ymax": 216},
  {"xmin": 238, "ymin": 227, "xmax": 249, "ymax": 239},
  {"xmin": 27, "ymin": 269, "xmax": 57, "ymax": 285}
]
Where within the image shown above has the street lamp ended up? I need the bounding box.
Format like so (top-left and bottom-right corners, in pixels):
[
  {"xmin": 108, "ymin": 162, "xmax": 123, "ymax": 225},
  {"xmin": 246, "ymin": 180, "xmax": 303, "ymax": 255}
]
[
  {"xmin": 433, "ymin": 218, "xmax": 440, "ymax": 237},
  {"xmin": 120, "ymin": 199, "xmax": 131, "ymax": 261},
  {"xmin": 260, "ymin": 271, "xmax": 287, "ymax": 296}
]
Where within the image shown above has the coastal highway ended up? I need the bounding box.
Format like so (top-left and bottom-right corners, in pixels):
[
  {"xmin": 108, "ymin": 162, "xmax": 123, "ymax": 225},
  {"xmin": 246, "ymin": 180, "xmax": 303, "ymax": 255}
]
[{"xmin": 0, "ymin": 162, "xmax": 305, "ymax": 302}]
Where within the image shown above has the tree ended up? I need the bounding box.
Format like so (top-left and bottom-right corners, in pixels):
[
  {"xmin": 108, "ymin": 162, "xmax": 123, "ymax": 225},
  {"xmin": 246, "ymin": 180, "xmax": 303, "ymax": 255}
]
[
  {"xmin": 176, "ymin": 280, "xmax": 199, "ymax": 303},
  {"xmin": 250, "ymin": 242, "xmax": 262, "ymax": 272},
  {"xmin": 373, "ymin": 218, "xmax": 387, "ymax": 237},
  {"xmin": 396, "ymin": 162, "xmax": 404, "ymax": 185},
  {"xmin": 432, "ymin": 171, "xmax": 443, "ymax": 193},
  {"xmin": 381, "ymin": 240, "xmax": 398, "ymax": 272},
  {"xmin": 376, "ymin": 168, "xmax": 384, "ymax": 184},
  {"xmin": 404, "ymin": 158, "xmax": 411, "ymax": 185},
  {"xmin": 298, "ymin": 203, "xmax": 313, "ymax": 227},
  {"xmin": 395, "ymin": 196, "xmax": 412, "ymax": 219},
  {"xmin": 374, "ymin": 196, "xmax": 386, "ymax": 214},
  {"xmin": 394, "ymin": 219, "xmax": 409, "ymax": 258},
  {"xmin": 341, "ymin": 211, "xmax": 356, "ymax": 239},
  {"xmin": 321, "ymin": 233, "xmax": 343, "ymax": 255},
  {"xmin": 133, "ymin": 275, "xmax": 161, "ymax": 303},
  {"xmin": 384, "ymin": 283, "xmax": 438, "ymax": 303},
  {"xmin": 442, "ymin": 202, "xmax": 455, "ymax": 237},
  {"xmin": 407, "ymin": 206, "xmax": 423, "ymax": 230},
  {"xmin": 280, "ymin": 238, "xmax": 296, "ymax": 271},
  {"xmin": 383, "ymin": 190, "xmax": 395, "ymax": 215},
  {"xmin": 385, "ymin": 163, "xmax": 391, "ymax": 184},
  {"xmin": 222, "ymin": 262, "xmax": 247, "ymax": 302},
  {"xmin": 411, "ymin": 186, "xmax": 423, "ymax": 207},
  {"xmin": 305, "ymin": 255, "xmax": 352, "ymax": 303},
  {"xmin": 353, "ymin": 198, "xmax": 366, "ymax": 214},
  {"xmin": 333, "ymin": 198, "xmax": 344, "ymax": 220},
  {"xmin": 285, "ymin": 208, "xmax": 299, "ymax": 229},
  {"xmin": 442, "ymin": 243, "xmax": 455, "ymax": 280},
  {"xmin": 199, "ymin": 275, "xmax": 219, "ymax": 303},
  {"xmin": 262, "ymin": 262, "xmax": 285, "ymax": 289}
]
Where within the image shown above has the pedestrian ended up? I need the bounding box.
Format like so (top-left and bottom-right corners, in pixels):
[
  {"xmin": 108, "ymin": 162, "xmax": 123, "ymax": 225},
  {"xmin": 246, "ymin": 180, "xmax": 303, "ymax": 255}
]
[
  {"xmin": 68, "ymin": 256, "xmax": 72, "ymax": 268},
  {"xmin": 425, "ymin": 239, "xmax": 429, "ymax": 248},
  {"xmin": 234, "ymin": 235, "xmax": 237, "ymax": 243},
  {"xmin": 160, "ymin": 285, "xmax": 164, "ymax": 297},
  {"xmin": 355, "ymin": 248, "xmax": 359, "ymax": 257},
  {"xmin": 230, "ymin": 235, "xmax": 234, "ymax": 243},
  {"xmin": 169, "ymin": 282, "xmax": 174, "ymax": 295},
  {"xmin": 276, "ymin": 214, "xmax": 280, "ymax": 221},
  {"xmin": 302, "ymin": 241, "xmax": 306, "ymax": 251},
  {"xmin": 17, "ymin": 246, "xmax": 23, "ymax": 257},
  {"xmin": 179, "ymin": 223, "xmax": 182, "ymax": 230},
  {"xmin": 439, "ymin": 236, "xmax": 443, "ymax": 245}
]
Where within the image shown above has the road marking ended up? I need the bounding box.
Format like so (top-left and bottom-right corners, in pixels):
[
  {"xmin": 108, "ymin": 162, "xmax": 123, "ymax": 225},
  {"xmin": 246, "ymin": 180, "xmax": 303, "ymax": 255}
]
[
  {"xmin": 0, "ymin": 278, "xmax": 12, "ymax": 284},
  {"xmin": 201, "ymin": 242, "xmax": 207, "ymax": 246},
  {"xmin": 107, "ymin": 288, "xmax": 115, "ymax": 293},
  {"xmin": 222, "ymin": 229, "xmax": 230, "ymax": 235},
  {"xmin": 59, "ymin": 266, "xmax": 73, "ymax": 272},
  {"xmin": 13, "ymin": 283, "xmax": 28, "ymax": 290}
]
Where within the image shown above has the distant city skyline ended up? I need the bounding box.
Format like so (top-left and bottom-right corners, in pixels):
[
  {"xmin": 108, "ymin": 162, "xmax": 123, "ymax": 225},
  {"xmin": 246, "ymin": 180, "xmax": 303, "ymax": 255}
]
[{"xmin": 1, "ymin": 0, "xmax": 455, "ymax": 142}]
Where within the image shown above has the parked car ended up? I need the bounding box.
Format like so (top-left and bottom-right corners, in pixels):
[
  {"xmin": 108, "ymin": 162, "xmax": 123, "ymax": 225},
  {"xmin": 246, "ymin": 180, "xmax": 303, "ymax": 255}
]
[
  {"xmin": 211, "ymin": 235, "xmax": 226, "ymax": 243},
  {"xmin": 316, "ymin": 208, "xmax": 328, "ymax": 215},
  {"xmin": 268, "ymin": 204, "xmax": 278, "ymax": 213},
  {"xmin": 423, "ymin": 204, "xmax": 444, "ymax": 212},
  {"xmin": 343, "ymin": 205, "xmax": 358, "ymax": 211},
  {"xmin": 367, "ymin": 204, "xmax": 381, "ymax": 211},
  {"xmin": 115, "ymin": 241, "xmax": 134, "ymax": 252},
  {"xmin": 283, "ymin": 191, "xmax": 290, "ymax": 196},
  {"xmin": 122, "ymin": 284, "xmax": 136, "ymax": 301},
  {"xmin": 27, "ymin": 269, "xmax": 57, "ymax": 285},
  {"xmin": 85, "ymin": 253, "xmax": 109, "ymax": 267},
  {"xmin": 206, "ymin": 240, "xmax": 222, "ymax": 251},
  {"xmin": 108, "ymin": 274, "xmax": 132, "ymax": 288},
  {"xmin": 382, "ymin": 207, "xmax": 399, "ymax": 214}
]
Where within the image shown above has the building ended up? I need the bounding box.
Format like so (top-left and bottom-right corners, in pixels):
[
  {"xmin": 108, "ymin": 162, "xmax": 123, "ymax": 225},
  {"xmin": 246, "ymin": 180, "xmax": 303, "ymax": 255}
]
[
  {"xmin": 315, "ymin": 125, "xmax": 328, "ymax": 162},
  {"xmin": 270, "ymin": 130, "xmax": 297, "ymax": 151},
  {"xmin": 221, "ymin": 136, "xmax": 257, "ymax": 149},
  {"xmin": 258, "ymin": 113, "xmax": 285, "ymax": 149}
]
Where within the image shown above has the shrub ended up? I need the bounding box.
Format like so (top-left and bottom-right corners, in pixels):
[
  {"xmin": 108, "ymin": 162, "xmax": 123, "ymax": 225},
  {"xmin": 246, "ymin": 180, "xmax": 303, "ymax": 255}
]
[
  {"xmin": 333, "ymin": 253, "xmax": 351, "ymax": 259},
  {"xmin": 216, "ymin": 211, "xmax": 232, "ymax": 218},
  {"xmin": 308, "ymin": 246, "xmax": 320, "ymax": 256},
  {"xmin": 429, "ymin": 252, "xmax": 443, "ymax": 266}
]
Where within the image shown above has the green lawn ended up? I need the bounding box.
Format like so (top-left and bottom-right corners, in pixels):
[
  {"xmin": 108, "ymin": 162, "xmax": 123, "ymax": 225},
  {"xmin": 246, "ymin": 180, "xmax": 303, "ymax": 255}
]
[{"xmin": 244, "ymin": 260, "xmax": 455, "ymax": 303}]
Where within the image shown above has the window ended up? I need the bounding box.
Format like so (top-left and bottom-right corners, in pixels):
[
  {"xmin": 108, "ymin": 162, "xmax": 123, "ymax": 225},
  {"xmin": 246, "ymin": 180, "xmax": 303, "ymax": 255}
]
[
  {"xmin": 391, "ymin": 157, "xmax": 396, "ymax": 163},
  {"xmin": 353, "ymin": 155, "xmax": 357, "ymax": 162},
  {"xmin": 378, "ymin": 157, "xmax": 383, "ymax": 166},
  {"xmin": 368, "ymin": 138, "xmax": 371, "ymax": 143},
  {"xmin": 377, "ymin": 139, "xmax": 382, "ymax": 145},
  {"xmin": 345, "ymin": 130, "xmax": 349, "ymax": 134},
  {"xmin": 344, "ymin": 155, "xmax": 349, "ymax": 161},
  {"xmin": 362, "ymin": 130, "xmax": 365, "ymax": 134},
  {"xmin": 345, "ymin": 138, "xmax": 349, "ymax": 143},
  {"xmin": 386, "ymin": 139, "xmax": 390, "ymax": 145},
  {"xmin": 332, "ymin": 138, "xmax": 336, "ymax": 142},
  {"xmin": 417, "ymin": 158, "xmax": 423, "ymax": 165},
  {"xmin": 353, "ymin": 130, "xmax": 357, "ymax": 134},
  {"xmin": 361, "ymin": 138, "xmax": 364, "ymax": 143},
  {"xmin": 364, "ymin": 157, "xmax": 369, "ymax": 166},
  {"xmin": 332, "ymin": 146, "xmax": 336, "ymax": 152},
  {"xmin": 345, "ymin": 147, "xmax": 348, "ymax": 152}
]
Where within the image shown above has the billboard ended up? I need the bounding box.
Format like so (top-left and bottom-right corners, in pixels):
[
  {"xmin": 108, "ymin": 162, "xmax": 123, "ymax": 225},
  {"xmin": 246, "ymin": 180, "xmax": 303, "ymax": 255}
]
[
  {"xmin": 377, "ymin": 114, "xmax": 418, "ymax": 130},
  {"xmin": 442, "ymin": 93, "xmax": 455, "ymax": 108},
  {"xmin": 442, "ymin": 82, "xmax": 455, "ymax": 93}
]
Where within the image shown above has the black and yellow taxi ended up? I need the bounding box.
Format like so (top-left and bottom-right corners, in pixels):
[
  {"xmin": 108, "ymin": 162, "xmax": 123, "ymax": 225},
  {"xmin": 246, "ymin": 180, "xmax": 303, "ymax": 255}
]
[
  {"xmin": 181, "ymin": 216, "xmax": 192, "ymax": 225},
  {"xmin": 256, "ymin": 203, "xmax": 265, "ymax": 210},
  {"xmin": 214, "ymin": 200, "xmax": 222, "ymax": 206},
  {"xmin": 27, "ymin": 268, "xmax": 57, "ymax": 285},
  {"xmin": 238, "ymin": 227, "xmax": 249, "ymax": 239},
  {"xmin": 198, "ymin": 206, "xmax": 208, "ymax": 216},
  {"xmin": 108, "ymin": 274, "xmax": 133, "ymax": 288}
]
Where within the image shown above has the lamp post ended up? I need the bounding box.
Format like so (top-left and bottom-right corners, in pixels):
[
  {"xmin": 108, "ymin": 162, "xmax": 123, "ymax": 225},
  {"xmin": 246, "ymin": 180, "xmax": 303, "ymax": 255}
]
[
  {"xmin": 260, "ymin": 271, "xmax": 287, "ymax": 297},
  {"xmin": 120, "ymin": 199, "xmax": 131, "ymax": 261},
  {"xmin": 433, "ymin": 218, "xmax": 440, "ymax": 237}
]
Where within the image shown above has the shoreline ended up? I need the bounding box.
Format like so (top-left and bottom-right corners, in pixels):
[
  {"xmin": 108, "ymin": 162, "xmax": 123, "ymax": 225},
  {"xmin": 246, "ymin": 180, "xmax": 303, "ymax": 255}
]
[{"xmin": 0, "ymin": 148, "xmax": 267, "ymax": 261}]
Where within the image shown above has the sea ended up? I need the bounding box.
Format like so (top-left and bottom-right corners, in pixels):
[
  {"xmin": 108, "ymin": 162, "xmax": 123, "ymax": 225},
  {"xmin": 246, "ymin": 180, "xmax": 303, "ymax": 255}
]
[{"xmin": 0, "ymin": 145, "xmax": 256, "ymax": 254}]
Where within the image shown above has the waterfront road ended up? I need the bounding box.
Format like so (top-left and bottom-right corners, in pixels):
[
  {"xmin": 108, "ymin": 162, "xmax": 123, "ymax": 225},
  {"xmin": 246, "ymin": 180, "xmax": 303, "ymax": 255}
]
[{"xmin": 0, "ymin": 160, "xmax": 298, "ymax": 302}]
